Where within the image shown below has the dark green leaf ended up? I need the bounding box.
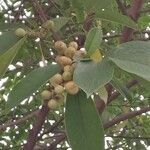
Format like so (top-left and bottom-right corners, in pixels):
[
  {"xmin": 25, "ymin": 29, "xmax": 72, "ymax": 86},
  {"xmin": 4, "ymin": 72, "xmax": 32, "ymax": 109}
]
[
  {"xmin": 7, "ymin": 64, "xmax": 61, "ymax": 110},
  {"xmin": 74, "ymin": 59, "xmax": 114, "ymax": 97},
  {"xmin": 96, "ymin": 10, "xmax": 137, "ymax": 29},
  {"xmin": 65, "ymin": 90, "xmax": 104, "ymax": 150},
  {"xmin": 111, "ymin": 77, "xmax": 132, "ymax": 101},
  {"xmin": 0, "ymin": 31, "xmax": 20, "ymax": 55},
  {"xmin": 85, "ymin": 27, "xmax": 102, "ymax": 55},
  {"xmin": 0, "ymin": 37, "xmax": 26, "ymax": 78},
  {"xmin": 109, "ymin": 41, "xmax": 150, "ymax": 81}
]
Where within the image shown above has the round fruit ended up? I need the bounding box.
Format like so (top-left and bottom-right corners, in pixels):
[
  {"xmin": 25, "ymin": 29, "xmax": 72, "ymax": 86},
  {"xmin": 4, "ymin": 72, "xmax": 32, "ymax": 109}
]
[
  {"xmin": 50, "ymin": 73, "xmax": 63, "ymax": 86},
  {"xmin": 64, "ymin": 65, "xmax": 74, "ymax": 73},
  {"xmin": 41, "ymin": 90, "xmax": 52, "ymax": 100},
  {"xmin": 68, "ymin": 41, "xmax": 78, "ymax": 50},
  {"xmin": 15, "ymin": 28, "xmax": 26, "ymax": 37},
  {"xmin": 64, "ymin": 46, "xmax": 76, "ymax": 58},
  {"xmin": 54, "ymin": 85, "xmax": 64, "ymax": 94},
  {"xmin": 55, "ymin": 56, "xmax": 72, "ymax": 66},
  {"xmin": 48, "ymin": 99, "xmax": 59, "ymax": 109},
  {"xmin": 64, "ymin": 81, "xmax": 79, "ymax": 95},
  {"xmin": 62, "ymin": 71, "xmax": 72, "ymax": 81},
  {"xmin": 42, "ymin": 20, "xmax": 54, "ymax": 29},
  {"xmin": 54, "ymin": 41, "xmax": 67, "ymax": 53}
]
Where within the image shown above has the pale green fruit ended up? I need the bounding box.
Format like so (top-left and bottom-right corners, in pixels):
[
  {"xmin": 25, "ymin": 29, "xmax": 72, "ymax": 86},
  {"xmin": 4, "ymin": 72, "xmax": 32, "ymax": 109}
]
[
  {"xmin": 41, "ymin": 90, "xmax": 52, "ymax": 100},
  {"xmin": 15, "ymin": 28, "xmax": 26, "ymax": 37}
]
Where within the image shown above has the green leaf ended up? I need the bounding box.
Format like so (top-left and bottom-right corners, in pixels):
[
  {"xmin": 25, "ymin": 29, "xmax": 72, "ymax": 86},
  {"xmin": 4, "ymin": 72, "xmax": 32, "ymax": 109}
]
[
  {"xmin": 0, "ymin": 37, "xmax": 26, "ymax": 78},
  {"xmin": 96, "ymin": 10, "xmax": 137, "ymax": 29},
  {"xmin": 85, "ymin": 27, "xmax": 102, "ymax": 55},
  {"xmin": 70, "ymin": 0, "xmax": 85, "ymax": 22},
  {"xmin": 98, "ymin": 86, "xmax": 108, "ymax": 104},
  {"xmin": 7, "ymin": 64, "xmax": 61, "ymax": 110},
  {"xmin": 109, "ymin": 41, "xmax": 150, "ymax": 81},
  {"xmin": 0, "ymin": 31, "xmax": 20, "ymax": 55},
  {"xmin": 65, "ymin": 90, "xmax": 104, "ymax": 150},
  {"xmin": 111, "ymin": 77, "xmax": 132, "ymax": 101},
  {"xmin": 74, "ymin": 59, "xmax": 114, "ymax": 97},
  {"xmin": 52, "ymin": 17, "xmax": 69, "ymax": 31}
]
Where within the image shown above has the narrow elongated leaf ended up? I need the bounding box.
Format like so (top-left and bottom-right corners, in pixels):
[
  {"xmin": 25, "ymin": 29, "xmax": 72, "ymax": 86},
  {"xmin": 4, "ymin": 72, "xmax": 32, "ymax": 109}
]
[
  {"xmin": 0, "ymin": 31, "xmax": 19, "ymax": 55},
  {"xmin": 0, "ymin": 37, "xmax": 26, "ymax": 78},
  {"xmin": 96, "ymin": 10, "xmax": 137, "ymax": 29},
  {"xmin": 85, "ymin": 27, "xmax": 102, "ymax": 55},
  {"xmin": 74, "ymin": 59, "xmax": 114, "ymax": 97},
  {"xmin": 65, "ymin": 90, "xmax": 104, "ymax": 150},
  {"xmin": 109, "ymin": 41, "xmax": 150, "ymax": 81},
  {"xmin": 111, "ymin": 77, "xmax": 132, "ymax": 101},
  {"xmin": 7, "ymin": 64, "xmax": 61, "ymax": 110}
]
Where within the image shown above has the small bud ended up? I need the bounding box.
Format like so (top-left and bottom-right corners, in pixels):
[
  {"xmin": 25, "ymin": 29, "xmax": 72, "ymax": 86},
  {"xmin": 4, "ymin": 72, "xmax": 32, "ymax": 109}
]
[
  {"xmin": 15, "ymin": 28, "xmax": 26, "ymax": 37},
  {"xmin": 41, "ymin": 90, "xmax": 52, "ymax": 100},
  {"xmin": 48, "ymin": 99, "xmax": 59, "ymax": 109},
  {"xmin": 62, "ymin": 71, "xmax": 72, "ymax": 81},
  {"xmin": 64, "ymin": 46, "xmax": 76, "ymax": 58},
  {"xmin": 64, "ymin": 81, "xmax": 79, "ymax": 95},
  {"xmin": 68, "ymin": 41, "xmax": 78, "ymax": 50},
  {"xmin": 54, "ymin": 85, "xmax": 64, "ymax": 94},
  {"xmin": 42, "ymin": 20, "xmax": 54, "ymax": 30},
  {"xmin": 50, "ymin": 73, "xmax": 63, "ymax": 86},
  {"xmin": 55, "ymin": 56, "xmax": 72, "ymax": 66}
]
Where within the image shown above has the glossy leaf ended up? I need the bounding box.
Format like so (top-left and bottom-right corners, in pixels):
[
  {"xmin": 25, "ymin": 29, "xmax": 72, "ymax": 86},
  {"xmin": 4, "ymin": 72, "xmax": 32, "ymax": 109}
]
[
  {"xmin": 7, "ymin": 64, "xmax": 61, "ymax": 110},
  {"xmin": 0, "ymin": 37, "xmax": 26, "ymax": 78},
  {"xmin": 65, "ymin": 90, "xmax": 104, "ymax": 150},
  {"xmin": 85, "ymin": 27, "xmax": 102, "ymax": 55},
  {"xmin": 109, "ymin": 41, "xmax": 150, "ymax": 81},
  {"xmin": 98, "ymin": 86, "xmax": 108, "ymax": 104},
  {"xmin": 90, "ymin": 49, "xmax": 103, "ymax": 63},
  {"xmin": 74, "ymin": 59, "xmax": 114, "ymax": 97}
]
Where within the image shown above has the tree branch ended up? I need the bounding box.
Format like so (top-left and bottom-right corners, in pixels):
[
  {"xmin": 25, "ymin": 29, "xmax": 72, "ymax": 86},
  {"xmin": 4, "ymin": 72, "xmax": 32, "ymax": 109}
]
[
  {"xmin": 121, "ymin": 0, "xmax": 145, "ymax": 42},
  {"xmin": 23, "ymin": 101, "xmax": 49, "ymax": 150},
  {"xmin": 103, "ymin": 106, "xmax": 150, "ymax": 129},
  {"xmin": 0, "ymin": 110, "xmax": 38, "ymax": 131}
]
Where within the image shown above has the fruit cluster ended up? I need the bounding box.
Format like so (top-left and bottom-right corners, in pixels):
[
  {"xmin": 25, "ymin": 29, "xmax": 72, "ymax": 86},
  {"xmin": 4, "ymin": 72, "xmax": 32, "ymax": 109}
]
[{"xmin": 41, "ymin": 41, "xmax": 86, "ymax": 109}]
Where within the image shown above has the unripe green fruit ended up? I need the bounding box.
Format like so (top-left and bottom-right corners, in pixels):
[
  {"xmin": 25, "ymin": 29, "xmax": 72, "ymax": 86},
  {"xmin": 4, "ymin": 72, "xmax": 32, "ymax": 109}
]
[
  {"xmin": 15, "ymin": 28, "xmax": 26, "ymax": 37},
  {"xmin": 64, "ymin": 81, "xmax": 79, "ymax": 95},
  {"xmin": 64, "ymin": 65, "xmax": 74, "ymax": 73},
  {"xmin": 42, "ymin": 20, "xmax": 54, "ymax": 29},
  {"xmin": 54, "ymin": 41, "xmax": 67, "ymax": 55},
  {"xmin": 62, "ymin": 71, "xmax": 72, "ymax": 81},
  {"xmin": 64, "ymin": 46, "xmax": 76, "ymax": 58},
  {"xmin": 55, "ymin": 56, "xmax": 72, "ymax": 66},
  {"xmin": 48, "ymin": 99, "xmax": 59, "ymax": 109},
  {"xmin": 73, "ymin": 50, "xmax": 87, "ymax": 60},
  {"xmin": 50, "ymin": 73, "xmax": 63, "ymax": 86},
  {"xmin": 41, "ymin": 90, "xmax": 52, "ymax": 100},
  {"xmin": 68, "ymin": 41, "xmax": 78, "ymax": 50},
  {"xmin": 54, "ymin": 85, "xmax": 64, "ymax": 94}
]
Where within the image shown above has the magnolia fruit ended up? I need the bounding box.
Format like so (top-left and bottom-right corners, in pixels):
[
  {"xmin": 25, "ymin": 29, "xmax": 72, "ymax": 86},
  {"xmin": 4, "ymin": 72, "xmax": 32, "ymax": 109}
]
[
  {"xmin": 68, "ymin": 41, "xmax": 78, "ymax": 50},
  {"xmin": 50, "ymin": 73, "xmax": 63, "ymax": 86},
  {"xmin": 54, "ymin": 85, "xmax": 64, "ymax": 94},
  {"xmin": 64, "ymin": 65, "xmax": 74, "ymax": 73},
  {"xmin": 64, "ymin": 46, "xmax": 76, "ymax": 58},
  {"xmin": 15, "ymin": 28, "xmax": 26, "ymax": 37},
  {"xmin": 48, "ymin": 99, "xmax": 59, "ymax": 109},
  {"xmin": 64, "ymin": 81, "xmax": 79, "ymax": 95},
  {"xmin": 62, "ymin": 71, "xmax": 72, "ymax": 81},
  {"xmin": 55, "ymin": 56, "xmax": 72, "ymax": 66},
  {"xmin": 54, "ymin": 41, "xmax": 67, "ymax": 51},
  {"xmin": 41, "ymin": 90, "xmax": 52, "ymax": 100}
]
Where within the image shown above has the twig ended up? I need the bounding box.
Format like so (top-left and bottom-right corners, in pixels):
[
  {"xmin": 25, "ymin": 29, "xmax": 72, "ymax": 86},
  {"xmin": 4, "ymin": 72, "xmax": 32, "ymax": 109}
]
[
  {"xmin": 121, "ymin": 0, "xmax": 145, "ymax": 42},
  {"xmin": 0, "ymin": 110, "xmax": 39, "ymax": 131},
  {"xmin": 103, "ymin": 107, "xmax": 150, "ymax": 129},
  {"xmin": 23, "ymin": 101, "xmax": 50, "ymax": 150}
]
